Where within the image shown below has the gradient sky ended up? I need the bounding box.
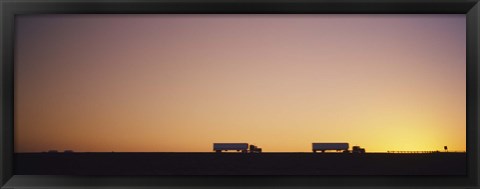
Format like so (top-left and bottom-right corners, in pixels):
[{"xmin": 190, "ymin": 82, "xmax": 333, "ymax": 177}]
[{"xmin": 15, "ymin": 14, "xmax": 466, "ymax": 152}]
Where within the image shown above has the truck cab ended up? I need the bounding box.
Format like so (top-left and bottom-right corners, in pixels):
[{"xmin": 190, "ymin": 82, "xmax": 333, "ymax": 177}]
[
  {"xmin": 249, "ymin": 145, "xmax": 262, "ymax": 153},
  {"xmin": 352, "ymin": 146, "xmax": 366, "ymax": 154}
]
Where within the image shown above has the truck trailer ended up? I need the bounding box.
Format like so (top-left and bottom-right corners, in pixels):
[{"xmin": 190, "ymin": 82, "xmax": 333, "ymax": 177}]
[
  {"xmin": 213, "ymin": 143, "xmax": 248, "ymax": 153},
  {"xmin": 312, "ymin": 143, "xmax": 349, "ymax": 153},
  {"xmin": 213, "ymin": 143, "xmax": 262, "ymax": 153}
]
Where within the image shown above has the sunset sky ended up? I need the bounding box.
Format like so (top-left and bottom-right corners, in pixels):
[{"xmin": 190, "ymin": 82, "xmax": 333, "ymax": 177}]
[{"xmin": 15, "ymin": 14, "xmax": 466, "ymax": 153}]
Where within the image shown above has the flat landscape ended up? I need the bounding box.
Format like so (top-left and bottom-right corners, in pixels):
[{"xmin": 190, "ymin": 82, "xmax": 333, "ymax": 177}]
[{"xmin": 15, "ymin": 152, "xmax": 466, "ymax": 175}]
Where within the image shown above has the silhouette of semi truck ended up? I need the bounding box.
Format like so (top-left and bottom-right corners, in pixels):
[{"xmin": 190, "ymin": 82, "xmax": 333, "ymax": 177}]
[
  {"xmin": 312, "ymin": 143, "xmax": 366, "ymax": 153},
  {"xmin": 213, "ymin": 143, "xmax": 262, "ymax": 153}
]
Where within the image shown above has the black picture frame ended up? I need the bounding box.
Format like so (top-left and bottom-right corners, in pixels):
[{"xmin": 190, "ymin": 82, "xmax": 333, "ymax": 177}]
[{"xmin": 1, "ymin": 0, "xmax": 479, "ymax": 188}]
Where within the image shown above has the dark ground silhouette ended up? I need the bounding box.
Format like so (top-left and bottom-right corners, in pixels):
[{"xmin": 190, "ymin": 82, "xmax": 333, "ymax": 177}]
[{"xmin": 15, "ymin": 152, "xmax": 466, "ymax": 175}]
